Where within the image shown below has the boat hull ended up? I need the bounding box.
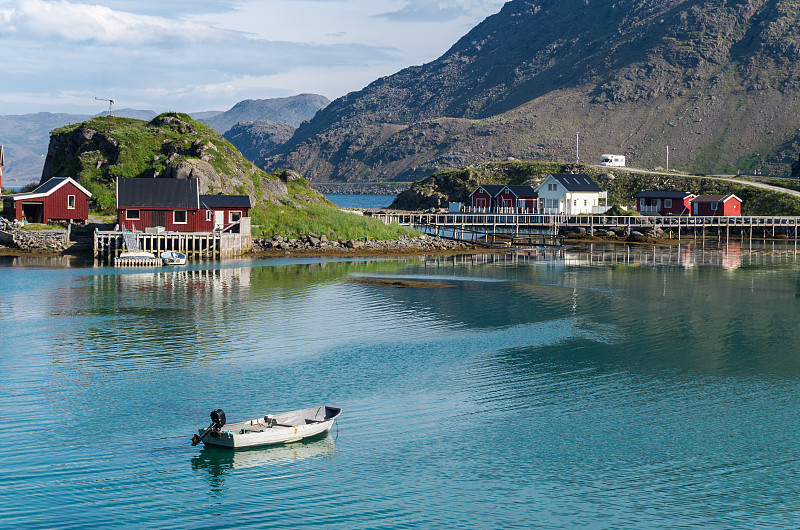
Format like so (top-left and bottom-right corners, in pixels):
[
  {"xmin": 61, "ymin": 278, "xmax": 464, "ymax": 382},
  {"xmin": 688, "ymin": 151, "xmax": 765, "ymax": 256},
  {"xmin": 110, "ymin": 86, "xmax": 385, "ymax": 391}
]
[
  {"xmin": 199, "ymin": 406, "xmax": 341, "ymax": 449},
  {"xmin": 161, "ymin": 252, "xmax": 186, "ymax": 265}
]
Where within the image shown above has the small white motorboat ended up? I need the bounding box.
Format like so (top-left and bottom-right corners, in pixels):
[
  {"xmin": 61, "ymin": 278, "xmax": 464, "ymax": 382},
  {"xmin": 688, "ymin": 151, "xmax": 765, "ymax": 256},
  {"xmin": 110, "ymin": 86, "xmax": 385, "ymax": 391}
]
[
  {"xmin": 161, "ymin": 251, "xmax": 186, "ymax": 265},
  {"xmin": 192, "ymin": 406, "xmax": 342, "ymax": 449},
  {"xmin": 117, "ymin": 251, "xmax": 156, "ymax": 259}
]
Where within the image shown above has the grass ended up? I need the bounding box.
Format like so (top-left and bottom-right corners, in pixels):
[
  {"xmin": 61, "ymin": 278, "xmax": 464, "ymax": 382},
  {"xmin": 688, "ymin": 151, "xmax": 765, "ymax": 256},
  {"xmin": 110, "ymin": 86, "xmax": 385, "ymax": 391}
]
[{"xmin": 250, "ymin": 202, "xmax": 415, "ymax": 240}]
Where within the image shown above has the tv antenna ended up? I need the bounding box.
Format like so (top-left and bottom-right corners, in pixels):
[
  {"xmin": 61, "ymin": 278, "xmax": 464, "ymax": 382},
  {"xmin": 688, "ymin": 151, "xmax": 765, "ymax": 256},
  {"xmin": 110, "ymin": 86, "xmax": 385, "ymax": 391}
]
[{"xmin": 95, "ymin": 97, "xmax": 115, "ymax": 132}]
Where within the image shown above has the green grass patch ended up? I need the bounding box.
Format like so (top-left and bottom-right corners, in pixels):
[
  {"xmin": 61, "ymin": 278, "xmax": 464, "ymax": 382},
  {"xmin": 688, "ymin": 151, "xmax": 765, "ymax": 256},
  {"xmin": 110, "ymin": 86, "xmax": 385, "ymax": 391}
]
[{"xmin": 250, "ymin": 202, "xmax": 416, "ymax": 240}]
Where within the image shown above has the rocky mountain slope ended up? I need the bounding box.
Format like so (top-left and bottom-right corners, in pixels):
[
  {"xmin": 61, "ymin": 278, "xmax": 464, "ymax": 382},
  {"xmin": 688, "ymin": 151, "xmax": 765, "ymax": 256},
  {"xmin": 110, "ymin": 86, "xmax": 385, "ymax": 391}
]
[
  {"xmin": 200, "ymin": 94, "xmax": 330, "ymax": 134},
  {"xmin": 224, "ymin": 120, "xmax": 297, "ymax": 162},
  {"xmin": 265, "ymin": 0, "xmax": 800, "ymax": 182},
  {"xmin": 41, "ymin": 113, "xmax": 327, "ymax": 213}
]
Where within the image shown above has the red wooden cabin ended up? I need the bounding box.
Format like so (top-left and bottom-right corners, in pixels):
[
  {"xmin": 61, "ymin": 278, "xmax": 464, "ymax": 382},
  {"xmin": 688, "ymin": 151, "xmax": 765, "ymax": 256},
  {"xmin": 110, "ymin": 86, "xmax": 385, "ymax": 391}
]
[
  {"xmin": 633, "ymin": 191, "xmax": 694, "ymax": 215},
  {"xmin": 468, "ymin": 185, "xmax": 504, "ymax": 211},
  {"xmin": 3, "ymin": 177, "xmax": 91, "ymax": 224},
  {"xmin": 116, "ymin": 177, "xmax": 251, "ymax": 232},
  {"xmin": 690, "ymin": 194, "xmax": 742, "ymax": 216}
]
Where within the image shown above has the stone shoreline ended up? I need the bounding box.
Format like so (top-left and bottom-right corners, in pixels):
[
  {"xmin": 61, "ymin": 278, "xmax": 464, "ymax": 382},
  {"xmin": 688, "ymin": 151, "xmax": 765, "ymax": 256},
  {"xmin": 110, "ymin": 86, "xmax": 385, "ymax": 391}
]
[{"xmin": 252, "ymin": 233, "xmax": 473, "ymax": 253}]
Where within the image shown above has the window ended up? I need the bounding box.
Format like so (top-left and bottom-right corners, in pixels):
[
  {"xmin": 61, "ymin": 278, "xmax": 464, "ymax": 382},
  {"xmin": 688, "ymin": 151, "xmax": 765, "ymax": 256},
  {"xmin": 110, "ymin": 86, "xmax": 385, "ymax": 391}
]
[
  {"xmin": 573, "ymin": 199, "xmax": 577, "ymax": 206},
  {"xmin": 664, "ymin": 199, "xmax": 672, "ymax": 208},
  {"xmin": 126, "ymin": 210, "xmax": 140, "ymax": 220},
  {"xmin": 174, "ymin": 210, "xmax": 188, "ymax": 224},
  {"xmin": 229, "ymin": 211, "xmax": 242, "ymax": 223},
  {"xmin": 584, "ymin": 199, "xmax": 588, "ymax": 206},
  {"xmin": 640, "ymin": 198, "xmax": 645, "ymax": 208},
  {"xmin": 206, "ymin": 210, "xmax": 212, "ymax": 221},
  {"xmin": 67, "ymin": 195, "xmax": 75, "ymax": 209},
  {"xmin": 710, "ymin": 202, "xmax": 718, "ymax": 211}
]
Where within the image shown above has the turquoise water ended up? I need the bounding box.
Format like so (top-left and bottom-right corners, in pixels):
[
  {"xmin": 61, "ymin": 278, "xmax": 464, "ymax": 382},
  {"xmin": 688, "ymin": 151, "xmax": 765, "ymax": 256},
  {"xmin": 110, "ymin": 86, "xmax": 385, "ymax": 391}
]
[
  {"xmin": 325, "ymin": 193, "xmax": 395, "ymax": 209},
  {"xmin": 3, "ymin": 246, "xmax": 800, "ymax": 527}
]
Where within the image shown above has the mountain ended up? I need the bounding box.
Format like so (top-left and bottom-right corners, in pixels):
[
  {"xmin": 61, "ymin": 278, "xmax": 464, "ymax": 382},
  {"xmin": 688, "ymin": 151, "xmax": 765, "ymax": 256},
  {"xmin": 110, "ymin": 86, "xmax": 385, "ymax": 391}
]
[
  {"xmin": 200, "ymin": 94, "xmax": 330, "ymax": 134},
  {"xmin": 224, "ymin": 120, "xmax": 297, "ymax": 162},
  {"xmin": 266, "ymin": 0, "xmax": 800, "ymax": 182}
]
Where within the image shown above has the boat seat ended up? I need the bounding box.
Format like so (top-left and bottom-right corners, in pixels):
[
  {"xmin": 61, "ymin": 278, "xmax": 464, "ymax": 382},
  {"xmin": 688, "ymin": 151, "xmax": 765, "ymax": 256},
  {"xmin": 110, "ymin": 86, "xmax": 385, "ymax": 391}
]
[{"xmin": 305, "ymin": 419, "xmax": 322, "ymax": 424}]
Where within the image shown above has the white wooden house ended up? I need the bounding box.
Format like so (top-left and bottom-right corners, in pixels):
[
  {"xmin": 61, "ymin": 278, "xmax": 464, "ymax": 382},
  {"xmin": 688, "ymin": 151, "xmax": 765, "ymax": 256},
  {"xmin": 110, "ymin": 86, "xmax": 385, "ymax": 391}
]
[{"xmin": 535, "ymin": 173, "xmax": 607, "ymax": 215}]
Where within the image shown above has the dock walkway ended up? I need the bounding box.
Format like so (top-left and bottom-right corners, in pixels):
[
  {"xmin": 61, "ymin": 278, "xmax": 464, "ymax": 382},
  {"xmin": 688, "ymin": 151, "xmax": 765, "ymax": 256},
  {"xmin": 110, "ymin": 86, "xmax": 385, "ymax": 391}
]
[
  {"xmin": 370, "ymin": 212, "xmax": 800, "ymax": 240},
  {"xmin": 94, "ymin": 228, "xmax": 252, "ymax": 263}
]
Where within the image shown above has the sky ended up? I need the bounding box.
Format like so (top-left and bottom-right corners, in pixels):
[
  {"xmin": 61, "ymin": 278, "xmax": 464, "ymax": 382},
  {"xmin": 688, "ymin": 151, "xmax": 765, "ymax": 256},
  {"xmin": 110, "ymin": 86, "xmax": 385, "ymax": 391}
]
[{"xmin": 0, "ymin": 0, "xmax": 507, "ymax": 115}]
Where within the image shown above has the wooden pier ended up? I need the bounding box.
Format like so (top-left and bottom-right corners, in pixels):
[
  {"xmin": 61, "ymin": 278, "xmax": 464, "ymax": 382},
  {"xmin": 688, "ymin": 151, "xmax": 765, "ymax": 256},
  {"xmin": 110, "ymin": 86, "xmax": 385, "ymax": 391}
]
[
  {"xmin": 94, "ymin": 228, "xmax": 252, "ymax": 263},
  {"xmin": 370, "ymin": 212, "xmax": 800, "ymax": 242}
]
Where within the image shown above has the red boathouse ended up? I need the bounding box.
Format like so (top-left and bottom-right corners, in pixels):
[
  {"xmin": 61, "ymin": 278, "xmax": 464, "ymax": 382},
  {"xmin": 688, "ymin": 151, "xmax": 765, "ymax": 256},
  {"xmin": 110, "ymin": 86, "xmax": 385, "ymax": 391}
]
[
  {"xmin": 116, "ymin": 177, "xmax": 251, "ymax": 232},
  {"xmin": 3, "ymin": 176, "xmax": 92, "ymax": 224}
]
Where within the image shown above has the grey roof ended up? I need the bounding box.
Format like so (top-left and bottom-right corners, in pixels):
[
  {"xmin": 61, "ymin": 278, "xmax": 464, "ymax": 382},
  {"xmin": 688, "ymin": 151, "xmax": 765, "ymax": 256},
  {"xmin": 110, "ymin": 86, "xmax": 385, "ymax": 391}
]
[
  {"xmin": 691, "ymin": 194, "xmax": 738, "ymax": 202},
  {"xmin": 470, "ymin": 184, "xmax": 506, "ymax": 197},
  {"xmin": 634, "ymin": 190, "xmax": 693, "ymax": 199},
  {"xmin": 504, "ymin": 185, "xmax": 538, "ymax": 199},
  {"xmin": 200, "ymin": 195, "xmax": 252, "ymax": 209},
  {"xmin": 31, "ymin": 177, "xmax": 69, "ymax": 195},
  {"xmin": 549, "ymin": 174, "xmax": 602, "ymax": 192},
  {"xmin": 117, "ymin": 178, "xmax": 198, "ymax": 209},
  {"xmin": 8, "ymin": 177, "xmax": 92, "ymax": 199}
]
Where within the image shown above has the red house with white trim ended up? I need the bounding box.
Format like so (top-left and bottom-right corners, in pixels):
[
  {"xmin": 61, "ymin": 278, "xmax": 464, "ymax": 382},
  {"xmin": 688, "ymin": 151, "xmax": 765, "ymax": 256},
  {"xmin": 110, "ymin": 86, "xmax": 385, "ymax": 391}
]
[
  {"xmin": 633, "ymin": 191, "xmax": 694, "ymax": 216},
  {"xmin": 116, "ymin": 177, "xmax": 251, "ymax": 232},
  {"xmin": 3, "ymin": 176, "xmax": 92, "ymax": 224},
  {"xmin": 690, "ymin": 194, "xmax": 742, "ymax": 216},
  {"xmin": 468, "ymin": 184, "xmax": 505, "ymax": 211}
]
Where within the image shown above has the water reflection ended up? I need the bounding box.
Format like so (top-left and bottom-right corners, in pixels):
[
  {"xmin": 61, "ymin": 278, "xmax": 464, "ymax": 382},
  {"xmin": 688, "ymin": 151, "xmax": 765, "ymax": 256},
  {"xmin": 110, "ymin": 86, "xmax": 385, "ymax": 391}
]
[{"xmin": 191, "ymin": 433, "xmax": 338, "ymax": 491}]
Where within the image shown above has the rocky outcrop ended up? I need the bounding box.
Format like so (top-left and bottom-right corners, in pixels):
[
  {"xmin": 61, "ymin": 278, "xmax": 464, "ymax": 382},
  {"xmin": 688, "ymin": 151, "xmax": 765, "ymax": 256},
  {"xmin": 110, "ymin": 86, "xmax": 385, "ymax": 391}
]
[{"xmin": 40, "ymin": 113, "xmax": 329, "ymax": 213}]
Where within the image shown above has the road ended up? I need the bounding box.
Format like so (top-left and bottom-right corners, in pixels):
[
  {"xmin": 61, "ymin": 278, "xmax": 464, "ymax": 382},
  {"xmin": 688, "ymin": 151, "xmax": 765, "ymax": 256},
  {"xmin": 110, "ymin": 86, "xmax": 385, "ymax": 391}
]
[{"xmin": 591, "ymin": 165, "xmax": 800, "ymax": 199}]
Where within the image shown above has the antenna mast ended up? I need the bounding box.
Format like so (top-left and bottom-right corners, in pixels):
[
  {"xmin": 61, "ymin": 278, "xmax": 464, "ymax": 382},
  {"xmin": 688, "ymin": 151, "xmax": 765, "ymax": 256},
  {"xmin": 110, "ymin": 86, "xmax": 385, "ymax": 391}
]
[{"xmin": 95, "ymin": 97, "xmax": 115, "ymax": 132}]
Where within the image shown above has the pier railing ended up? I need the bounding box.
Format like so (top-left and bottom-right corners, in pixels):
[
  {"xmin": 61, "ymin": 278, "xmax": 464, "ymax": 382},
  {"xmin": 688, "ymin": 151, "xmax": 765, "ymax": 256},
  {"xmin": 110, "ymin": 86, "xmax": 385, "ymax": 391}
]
[{"xmin": 369, "ymin": 212, "xmax": 800, "ymax": 235}]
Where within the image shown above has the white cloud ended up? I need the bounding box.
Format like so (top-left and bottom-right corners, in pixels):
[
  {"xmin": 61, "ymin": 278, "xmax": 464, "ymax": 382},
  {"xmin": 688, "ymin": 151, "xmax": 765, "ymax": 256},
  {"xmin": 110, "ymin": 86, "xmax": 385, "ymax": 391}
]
[
  {"xmin": 0, "ymin": 0, "xmax": 508, "ymax": 114},
  {"xmin": 0, "ymin": 0, "xmax": 227, "ymax": 45}
]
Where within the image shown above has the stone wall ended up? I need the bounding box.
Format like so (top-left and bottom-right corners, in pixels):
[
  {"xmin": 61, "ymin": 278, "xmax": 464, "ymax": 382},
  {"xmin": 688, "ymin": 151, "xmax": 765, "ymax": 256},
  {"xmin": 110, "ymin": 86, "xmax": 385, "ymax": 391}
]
[{"xmin": 0, "ymin": 226, "xmax": 71, "ymax": 252}]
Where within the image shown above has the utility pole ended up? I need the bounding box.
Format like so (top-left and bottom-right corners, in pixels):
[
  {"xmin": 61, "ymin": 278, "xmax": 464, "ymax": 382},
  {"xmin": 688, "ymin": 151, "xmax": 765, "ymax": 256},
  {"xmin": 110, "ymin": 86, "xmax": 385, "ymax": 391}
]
[
  {"xmin": 666, "ymin": 145, "xmax": 669, "ymax": 172},
  {"xmin": 576, "ymin": 133, "xmax": 580, "ymax": 165}
]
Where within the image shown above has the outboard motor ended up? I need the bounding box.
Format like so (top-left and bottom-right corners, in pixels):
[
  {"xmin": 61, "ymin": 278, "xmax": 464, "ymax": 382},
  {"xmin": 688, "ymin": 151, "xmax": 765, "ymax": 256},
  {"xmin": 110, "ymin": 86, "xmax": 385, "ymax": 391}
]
[{"xmin": 191, "ymin": 409, "xmax": 226, "ymax": 446}]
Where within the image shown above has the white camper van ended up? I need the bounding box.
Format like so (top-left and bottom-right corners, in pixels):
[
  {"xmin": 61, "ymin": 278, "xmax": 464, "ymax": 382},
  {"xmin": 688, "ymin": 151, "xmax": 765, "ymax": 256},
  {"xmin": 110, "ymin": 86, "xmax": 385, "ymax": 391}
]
[{"xmin": 600, "ymin": 154, "xmax": 626, "ymax": 167}]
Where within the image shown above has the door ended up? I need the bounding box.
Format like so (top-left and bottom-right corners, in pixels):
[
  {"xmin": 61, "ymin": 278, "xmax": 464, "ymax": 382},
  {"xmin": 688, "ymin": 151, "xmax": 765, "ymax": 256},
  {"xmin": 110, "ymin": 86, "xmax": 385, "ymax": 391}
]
[
  {"xmin": 214, "ymin": 210, "xmax": 225, "ymax": 230},
  {"xmin": 151, "ymin": 210, "xmax": 166, "ymax": 228}
]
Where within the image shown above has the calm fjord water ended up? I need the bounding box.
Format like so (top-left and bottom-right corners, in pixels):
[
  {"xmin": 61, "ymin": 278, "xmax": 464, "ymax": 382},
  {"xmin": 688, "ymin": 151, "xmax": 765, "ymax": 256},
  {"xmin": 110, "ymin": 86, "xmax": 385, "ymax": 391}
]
[{"xmin": 3, "ymin": 246, "xmax": 800, "ymax": 528}]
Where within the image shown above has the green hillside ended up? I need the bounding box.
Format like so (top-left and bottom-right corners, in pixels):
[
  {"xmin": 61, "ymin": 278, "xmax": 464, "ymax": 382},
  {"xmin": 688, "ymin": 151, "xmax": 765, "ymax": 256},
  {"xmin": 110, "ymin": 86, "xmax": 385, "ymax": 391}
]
[{"xmin": 42, "ymin": 113, "xmax": 410, "ymax": 240}]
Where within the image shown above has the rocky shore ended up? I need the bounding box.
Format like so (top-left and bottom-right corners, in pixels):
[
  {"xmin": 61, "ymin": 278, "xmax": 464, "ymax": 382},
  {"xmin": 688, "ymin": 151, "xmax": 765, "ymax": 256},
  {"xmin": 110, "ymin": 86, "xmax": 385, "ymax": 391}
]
[
  {"xmin": 253, "ymin": 233, "xmax": 474, "ymax": 254},
  {"xmin": 0, "ymin": 226, "xmax": 72, "ymax": 253}
]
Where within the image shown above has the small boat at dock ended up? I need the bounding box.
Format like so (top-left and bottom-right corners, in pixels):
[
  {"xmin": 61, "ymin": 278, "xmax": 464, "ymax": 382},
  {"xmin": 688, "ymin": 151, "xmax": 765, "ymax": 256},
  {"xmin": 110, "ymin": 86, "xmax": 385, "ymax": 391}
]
[
  {"xmin": 192, "ymin": 406, "xmax": 342, "ymax": 449},
  {"xmin": 161, "ymin": 251, "xmax": 186, "ymax": 265}
]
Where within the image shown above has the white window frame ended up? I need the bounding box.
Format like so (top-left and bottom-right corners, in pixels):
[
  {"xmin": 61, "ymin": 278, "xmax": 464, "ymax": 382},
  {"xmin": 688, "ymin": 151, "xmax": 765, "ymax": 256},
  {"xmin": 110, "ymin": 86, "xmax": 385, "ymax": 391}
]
[
  {"xmin": 664, "ymin": 199, "xmax": 672, "ymax": 209},
  {"xmin": 126, "ymin": 209, "xmax": 140, "ymax": 220},
  {"xmin": 67, "ymin": 195, "xmax": 76, "ymax": 209},
  {"xmin": 206, "ymin": 210, "xmax": 212, "ymax": 222},
  {"xmin": 229, "ymin": 210, "xmax": 242, "ymax": 223},
  {"xmin": 173, "ymin": 210, "xmax": 188, "ymax": 224},
  {"xmin": 710, "ymin": 202, "xmax": 718, "ymax": 211}
]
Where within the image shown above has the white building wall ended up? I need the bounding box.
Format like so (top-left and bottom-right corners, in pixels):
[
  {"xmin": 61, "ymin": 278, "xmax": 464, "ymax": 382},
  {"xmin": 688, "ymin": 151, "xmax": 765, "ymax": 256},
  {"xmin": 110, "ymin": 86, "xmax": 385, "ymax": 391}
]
[{"xmin": 535, "ymin": 175, "xmax": 604, "ymax": 215}]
